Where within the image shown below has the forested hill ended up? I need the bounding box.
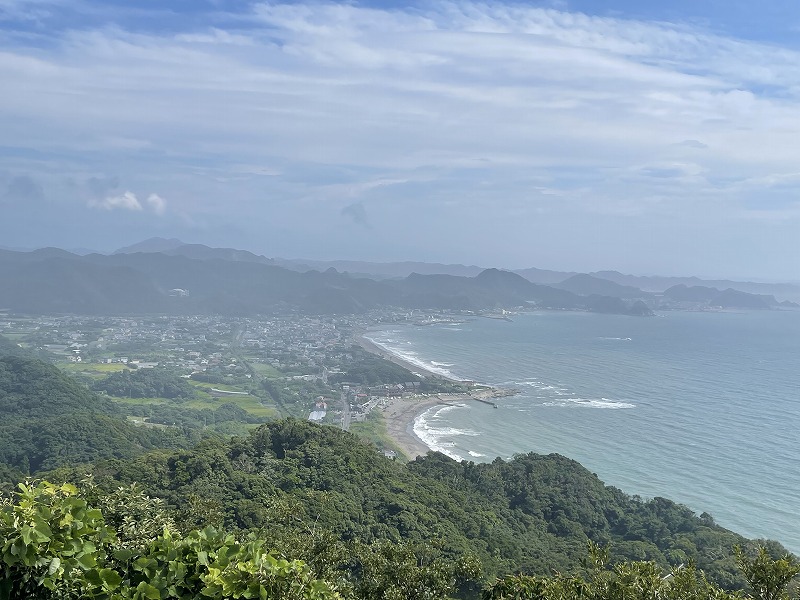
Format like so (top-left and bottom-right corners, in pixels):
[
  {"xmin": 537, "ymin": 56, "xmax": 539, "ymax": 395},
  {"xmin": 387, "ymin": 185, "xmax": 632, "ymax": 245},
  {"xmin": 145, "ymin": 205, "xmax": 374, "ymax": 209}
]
[
  {"xmin": 50, "ymin": 419, "xmax": 784, "ymax": 590},
  {"xmin": 0, "ymin": 248, "xmax": 651, "ymax": 315},
  {"xmin": 0, "ymin": 333, "xmax": 32, "ymax": 357},
  {"xmin": 0, "ymin": 352, "xmax": 193, "ymax": 476}
]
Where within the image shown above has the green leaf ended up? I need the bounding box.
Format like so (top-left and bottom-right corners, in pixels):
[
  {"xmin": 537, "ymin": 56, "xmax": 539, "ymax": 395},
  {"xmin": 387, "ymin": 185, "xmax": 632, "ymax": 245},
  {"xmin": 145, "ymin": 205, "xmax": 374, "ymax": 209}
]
[
  {"xmin": 47, "ymin": 557, "xmax": 61, "ymax": 575},
  {"xmin": 114, "ymin": 549, "xmax": 134, "ymax": 562},
  {"xmin": 60, "ymin": 482, "xmax": 78, "ymax": 495},
  {"xmin": 20, "ymin": 525, "xmax": 34, "ymax": 546},
  {"xmin": 86, "ymin": 509, "xmax": 104, "ymax": 521},
  {"xmin": 77, "ymin": 553, "xmax": 97, "ymax": 569},
  {"xmin": 85, "ymin": 569, "xmax": 104, "ymax": 587},
  {"xmin": 100, "ymin": 568, "xmax": 122, "ymax": 590},
  {"xmin": 136, "ymin": 581, "xmax": 163, "ymax": 599}
]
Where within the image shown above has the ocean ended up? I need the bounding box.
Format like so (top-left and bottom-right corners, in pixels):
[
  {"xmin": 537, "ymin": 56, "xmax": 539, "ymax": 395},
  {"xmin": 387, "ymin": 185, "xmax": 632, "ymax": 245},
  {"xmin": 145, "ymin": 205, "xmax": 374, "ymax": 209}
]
[{"xmin": 366, "ymin": 310, "xmax": 800, "ymax": 552}]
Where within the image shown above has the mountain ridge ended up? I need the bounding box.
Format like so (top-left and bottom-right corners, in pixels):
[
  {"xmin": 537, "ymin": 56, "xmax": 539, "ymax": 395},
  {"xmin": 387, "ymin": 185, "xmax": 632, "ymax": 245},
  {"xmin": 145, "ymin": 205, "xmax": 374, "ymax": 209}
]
[
  {"xmin": 107, "ymin": 240, "xmax": 800, "ymax": 301},
  {"xmin": 0, "ymin": 249, "xmax": 652, "ymax": 317}
]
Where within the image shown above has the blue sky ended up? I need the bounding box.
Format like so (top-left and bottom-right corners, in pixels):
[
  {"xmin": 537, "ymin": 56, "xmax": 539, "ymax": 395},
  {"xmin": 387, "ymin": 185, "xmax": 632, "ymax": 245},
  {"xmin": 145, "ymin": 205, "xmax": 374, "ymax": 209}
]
[{"xmin": 2, "ymin": 0, "xmax": 800, "ymax": 279}]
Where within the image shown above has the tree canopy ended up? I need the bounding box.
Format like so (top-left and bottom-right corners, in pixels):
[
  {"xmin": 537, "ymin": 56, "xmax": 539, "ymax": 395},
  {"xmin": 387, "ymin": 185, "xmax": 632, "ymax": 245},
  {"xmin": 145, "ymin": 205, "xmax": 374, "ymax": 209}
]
[
  {"xmin": 46, "ymin": 419, "xmax": 788, "ymax": 592},
  {"xmin": 1, "ymin": 480, "xmax": 797, "ymax": 600}
]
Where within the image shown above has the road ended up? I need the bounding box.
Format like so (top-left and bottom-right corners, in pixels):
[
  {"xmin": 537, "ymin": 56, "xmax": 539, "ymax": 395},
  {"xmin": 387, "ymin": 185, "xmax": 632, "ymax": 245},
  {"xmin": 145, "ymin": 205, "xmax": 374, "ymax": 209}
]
[{"xmin": 340, "ymin": 390, "xmax": 351, "ymax": 431}]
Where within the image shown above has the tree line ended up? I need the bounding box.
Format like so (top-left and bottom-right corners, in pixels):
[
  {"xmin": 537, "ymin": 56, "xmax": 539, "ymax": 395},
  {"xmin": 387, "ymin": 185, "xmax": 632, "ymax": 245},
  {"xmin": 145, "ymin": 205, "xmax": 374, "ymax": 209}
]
[{"xmin": 1, "ymin": 480, "xmax": 797, "ymax": 600}]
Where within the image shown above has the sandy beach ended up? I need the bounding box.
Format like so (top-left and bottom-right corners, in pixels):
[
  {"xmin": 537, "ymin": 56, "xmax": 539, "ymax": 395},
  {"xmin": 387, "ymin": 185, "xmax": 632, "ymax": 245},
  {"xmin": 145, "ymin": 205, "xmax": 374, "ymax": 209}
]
[
  {"xmin": 358, "ymin": 331, "xmax": 517, "ymax": 460},
  {"xmin": 380, "ymin": 396, "xmax": 447, "ymax": 459},
  {"xmin": 358, "ymin": 332, "xmax": 459, "ymax": 459}
]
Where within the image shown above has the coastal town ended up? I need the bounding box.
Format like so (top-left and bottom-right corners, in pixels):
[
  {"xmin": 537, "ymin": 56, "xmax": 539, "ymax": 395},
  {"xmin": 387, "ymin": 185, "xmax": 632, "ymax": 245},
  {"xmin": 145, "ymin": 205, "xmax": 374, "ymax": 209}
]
[{"xmin": 0, "ymin": 308, "xmax": 509, "ymax": 459}]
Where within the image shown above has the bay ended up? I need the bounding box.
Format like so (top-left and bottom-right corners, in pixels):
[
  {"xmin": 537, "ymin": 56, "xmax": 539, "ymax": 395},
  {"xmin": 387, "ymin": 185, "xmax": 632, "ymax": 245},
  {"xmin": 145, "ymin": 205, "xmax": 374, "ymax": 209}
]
[{"xmin": 367, "ymin": 310, "xmax": 800, "ymax": 552}]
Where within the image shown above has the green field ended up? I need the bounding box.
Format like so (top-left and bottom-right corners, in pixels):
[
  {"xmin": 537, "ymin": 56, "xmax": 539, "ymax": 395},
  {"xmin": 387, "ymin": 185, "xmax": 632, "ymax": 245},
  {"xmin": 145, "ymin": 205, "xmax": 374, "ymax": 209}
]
[
  {"xmin": 189, "ymin": 380, "xmax": 248, "ymax": 392},
  {"xmin": 112, "ymin": 396, "xmax": 170, "ymax": 406},
  {"xmin": 59, "ymin": 362, "xmax": 129, "ymax": 377},
  {"xmin": 186, "ymin": 392, "xmax": 277, "ymax": 418},
  {"xmin": 111, "ymin": 391, "xmax": 277, "ymax": 418},
  {"xmin": 57, "ymin": 362, "xmax": 280, "ymax": 420},
  {"xmin": 248, "ymin": 362, "xmax": 283, "ymax": 378}
]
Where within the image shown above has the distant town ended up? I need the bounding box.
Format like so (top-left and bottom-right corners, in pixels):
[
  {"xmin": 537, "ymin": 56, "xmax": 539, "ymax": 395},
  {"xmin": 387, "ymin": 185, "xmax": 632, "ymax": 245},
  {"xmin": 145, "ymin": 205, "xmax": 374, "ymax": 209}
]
[{"xmin": 0, "ymin": 309, "xmax": 473, "ymax": 456}]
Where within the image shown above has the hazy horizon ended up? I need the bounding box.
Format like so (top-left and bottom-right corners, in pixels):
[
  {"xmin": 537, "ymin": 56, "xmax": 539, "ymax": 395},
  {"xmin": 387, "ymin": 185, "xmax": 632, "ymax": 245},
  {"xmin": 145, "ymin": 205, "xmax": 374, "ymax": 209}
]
[{"xmin": 2, "ymin": 236, "xmax": 798, "ymax": 284}]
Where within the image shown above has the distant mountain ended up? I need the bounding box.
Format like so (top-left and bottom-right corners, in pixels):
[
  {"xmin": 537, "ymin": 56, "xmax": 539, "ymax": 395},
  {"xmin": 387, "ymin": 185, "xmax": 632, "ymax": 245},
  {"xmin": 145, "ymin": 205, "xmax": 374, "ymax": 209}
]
[
  {"xmin": 555, "ymin": 273, "xmax": 649, "ymax": 299},
  {"xmin": 0, "ymin": 254, "xmax": 166, "ymax": 314},
  {"xmin": 275, "ymin": 258, "xmax": 485, "ymax": 279},
  {"xmin": 163, "ymin": 243, "xmax": 276, "ymax": 265},
  {"xmin": 66, "ymin": 247, "xmax": 101, "ymax": 256},
  {"xmin": 475, "ymin": 268, "xmax": 584, "ymax": 308},
  {"xmin": 112, "ymin": 239, "xmax": 800, "ymax": 301},
  {"xmin": 114, "ymin": 237, "xmax": 186, "ymax": 254},
  {"xmin": 593, "ymin": 270, "xmax": 800, "ymax": 302},
  {"xmin": 393, "ymin": 268, "xmax": 651, "ymax": 315},
  {"xmin": 0, "ymin": 250, "xmax": 651, "ymax": 317},
  {"xmin": 0, "ymin": 247, "xmax": 78, "ymax": 261},
  {"xmin": 662, "ymin": 284, "xmax": 776, "ymax": 310},
  {"xmin": 116, "ymin": 240, "xmax": 279, "ymax": 267},
  {"xmin": 114, "ymin": 240, "xmax": 490, "ymax": 278},
  {"xmin": 663, "ymin": 285, "xmax": 716, "ymax": 303},
  {"xmin": 513, "ymin": 266, "xmax": 576, "ymax": 285}
]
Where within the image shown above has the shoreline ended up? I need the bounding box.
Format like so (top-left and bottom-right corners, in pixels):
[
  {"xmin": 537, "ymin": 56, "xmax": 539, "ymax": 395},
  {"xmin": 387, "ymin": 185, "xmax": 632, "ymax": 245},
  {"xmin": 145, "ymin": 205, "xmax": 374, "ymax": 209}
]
[
  {"xmin": 357, "ymin": 330, "xmax": 516, "ymax": 460},
  {"xmin": 379, "ymin": 396, "xmax": 448, "ymax": 460},
  {"xmin": 357, "ymin": 332, "xmax": 453, "ymax": 459},
  {"xmin": 357, "ymin": 333, "xmax": 463, "ymax": 382}
]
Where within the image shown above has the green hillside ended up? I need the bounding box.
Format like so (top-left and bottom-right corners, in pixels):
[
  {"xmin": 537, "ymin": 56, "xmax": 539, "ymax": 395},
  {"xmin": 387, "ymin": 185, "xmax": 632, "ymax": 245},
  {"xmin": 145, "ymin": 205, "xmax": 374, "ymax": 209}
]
[
  {"xmin": 1, "ymin": 478, "xmax": 797, "ymax": 600},
  {"xmin": 0, "ymin": 354, "xmax": 193, "ymax": 475},
  {"xmin": 52, "ymin": 419, "xmax": 784, "ymax": 591}
]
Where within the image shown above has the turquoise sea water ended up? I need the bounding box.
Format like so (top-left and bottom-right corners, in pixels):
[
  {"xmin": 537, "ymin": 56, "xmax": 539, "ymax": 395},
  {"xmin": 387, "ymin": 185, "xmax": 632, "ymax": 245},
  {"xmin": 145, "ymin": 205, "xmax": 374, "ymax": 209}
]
[{"xmin": 366, "ymin": 310, "xmax": 800, "ymax": 552}]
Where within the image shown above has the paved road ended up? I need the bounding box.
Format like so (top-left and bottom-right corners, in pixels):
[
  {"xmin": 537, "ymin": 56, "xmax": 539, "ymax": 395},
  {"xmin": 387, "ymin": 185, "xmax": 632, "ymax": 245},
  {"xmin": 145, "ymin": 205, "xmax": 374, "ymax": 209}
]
[{"xmin": 340, "ymin": 390, "xmax": 351, "ymax": 431}]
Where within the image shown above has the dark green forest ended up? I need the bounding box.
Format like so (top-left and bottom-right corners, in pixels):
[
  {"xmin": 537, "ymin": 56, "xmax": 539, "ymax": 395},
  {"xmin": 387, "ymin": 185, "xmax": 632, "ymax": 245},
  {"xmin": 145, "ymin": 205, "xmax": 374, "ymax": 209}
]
[
  {"xmin": 328, "ymin": 354, "xmax": 421, "ymax": 386},
  {"xmin": 92, "ymin": 368, "xmax": 197, "ymax": 400},
  {"xmin": 44, "ymin": 419, "xmax": 784, "ymax": 592},
  {"xmin": 6, "ymin": 479, "xmax": 793, "ymax": 600},
  {"xmin": 2, "ymin": 427, "xmax": 798, "ymax": 599}
]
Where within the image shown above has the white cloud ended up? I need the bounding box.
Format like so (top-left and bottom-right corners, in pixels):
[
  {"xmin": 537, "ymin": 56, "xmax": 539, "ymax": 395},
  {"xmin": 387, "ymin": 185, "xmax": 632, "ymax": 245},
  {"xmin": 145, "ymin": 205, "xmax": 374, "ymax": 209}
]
[
  {"xmin": 90, "ymin": 191, "xmax": 142, "ymax": 211},
  {"xmin": 146, "ymin": 193, "xmax": 166, "ymax": 215},
  {"xmin": 87, "ymin": 190, "xmax": 166, "ymax": 214}
]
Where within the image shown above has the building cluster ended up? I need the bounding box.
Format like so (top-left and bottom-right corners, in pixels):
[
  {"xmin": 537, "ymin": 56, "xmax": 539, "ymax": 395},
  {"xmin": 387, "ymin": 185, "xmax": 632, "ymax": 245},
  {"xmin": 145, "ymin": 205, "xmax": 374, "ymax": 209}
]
[{"xmin": 0, "ymin": 308, "xmax": 459, "ymax": 431}]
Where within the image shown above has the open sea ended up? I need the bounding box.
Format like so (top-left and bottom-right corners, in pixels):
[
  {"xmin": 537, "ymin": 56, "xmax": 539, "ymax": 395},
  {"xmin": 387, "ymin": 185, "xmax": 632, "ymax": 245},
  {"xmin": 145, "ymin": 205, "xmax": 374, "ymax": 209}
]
[{"xmin": 366, "ymin": 310, "xmax": 800, "ymax": 552}]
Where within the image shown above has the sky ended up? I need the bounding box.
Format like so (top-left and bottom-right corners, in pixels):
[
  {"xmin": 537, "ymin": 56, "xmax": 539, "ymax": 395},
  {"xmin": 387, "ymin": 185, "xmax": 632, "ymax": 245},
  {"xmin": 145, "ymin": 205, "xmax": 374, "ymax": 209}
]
[{"xmin": 2, "ymin": 0, "xmax": 800, "ymax": 280}]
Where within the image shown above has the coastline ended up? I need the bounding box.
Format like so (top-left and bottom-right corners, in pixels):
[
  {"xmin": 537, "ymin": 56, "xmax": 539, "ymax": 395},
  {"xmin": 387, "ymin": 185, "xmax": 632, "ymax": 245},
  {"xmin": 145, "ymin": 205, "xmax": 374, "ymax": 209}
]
[
  {"xmin": 357, "ymin": 333, "xmax": 462, "ymax": 382},
  {"xmin": 357, "ymin": 332, "xmax": 452, "ymax": 459},
  {"xmin": 379, "ymin": 396, "xmax": 447, "ymax": 459},
  {"xmin": 357, "ymin": 330, "xmax": 516, "ymax": 460}
]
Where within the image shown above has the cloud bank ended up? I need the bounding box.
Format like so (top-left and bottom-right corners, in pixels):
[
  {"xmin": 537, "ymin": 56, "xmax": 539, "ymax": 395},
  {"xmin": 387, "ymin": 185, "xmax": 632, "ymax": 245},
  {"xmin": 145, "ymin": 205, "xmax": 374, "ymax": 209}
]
[{"xmin": 1, "ymin": 1, "xmax": 799, "ymax": 277}]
